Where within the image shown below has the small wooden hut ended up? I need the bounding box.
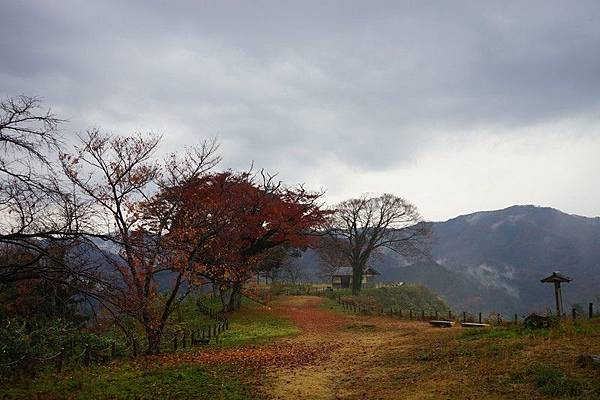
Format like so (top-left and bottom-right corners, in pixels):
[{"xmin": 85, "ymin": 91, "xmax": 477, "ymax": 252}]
[{"xmin": 331, "ymin": 266, "xmax": 380, "ymax": 289}]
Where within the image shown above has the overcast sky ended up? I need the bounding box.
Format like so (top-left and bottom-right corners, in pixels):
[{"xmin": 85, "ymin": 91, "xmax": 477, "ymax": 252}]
[{"xmin": 2, "ymin": 1, "xmax": 600, "ymax": 221}]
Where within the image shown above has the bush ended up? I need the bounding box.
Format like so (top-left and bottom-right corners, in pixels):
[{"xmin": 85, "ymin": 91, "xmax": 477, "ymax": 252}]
[
  {"xmin": 527, "ymin": 363, "xmax": 582, "ymax": 397},
  {"xmin": 329, "ymin": 285, "xmax": 450, "ymax": 313}
]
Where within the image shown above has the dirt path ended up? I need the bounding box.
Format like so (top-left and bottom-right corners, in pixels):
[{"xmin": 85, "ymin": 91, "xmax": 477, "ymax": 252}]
[
  {"xmin": 262, "ymin": 296, "xmax": 458, "ymax": 400},
  {"xmin": 139, "ymin": 296, "xmax": 459, "ymax": 399}
]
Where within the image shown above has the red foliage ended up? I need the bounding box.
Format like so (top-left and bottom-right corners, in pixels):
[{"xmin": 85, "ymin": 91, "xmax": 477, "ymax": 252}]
[{"xmin": 166, "ymin": 171, "xmax": 327, "ymax": 287}]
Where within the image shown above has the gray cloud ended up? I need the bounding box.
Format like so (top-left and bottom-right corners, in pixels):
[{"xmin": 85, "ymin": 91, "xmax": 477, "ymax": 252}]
[{"xmin": 2, "ymin": 1, "xmax": 600, "ymax": 218}]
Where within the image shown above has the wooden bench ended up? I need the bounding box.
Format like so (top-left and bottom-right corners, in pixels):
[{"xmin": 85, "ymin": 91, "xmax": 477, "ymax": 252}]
[
  {"xmin": 429, "ymin": 320, "xmax": 455, "ymax": 328},
  {"xmin": 461, "ymin": 322, "xmax": 490, "ymax": 328}
]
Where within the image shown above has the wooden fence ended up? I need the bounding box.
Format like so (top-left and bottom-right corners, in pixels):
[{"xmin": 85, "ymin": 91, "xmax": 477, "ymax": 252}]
[
  {"xmin": 280, "ymin": 288, "xmax": 599, "ymax": 325},
  {"xmin": 0, "ymin": 302, "xmax": 230, "ymax": 373},
  {"xmin": 330, "ymin": 295, "xmax": 599, "ymax": 324}
]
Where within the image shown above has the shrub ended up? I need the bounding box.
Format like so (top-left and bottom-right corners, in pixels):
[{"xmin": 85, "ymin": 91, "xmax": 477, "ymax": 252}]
[{"xmin": 527, "ymin": 363, "xmax": 582, "ymax": 397}]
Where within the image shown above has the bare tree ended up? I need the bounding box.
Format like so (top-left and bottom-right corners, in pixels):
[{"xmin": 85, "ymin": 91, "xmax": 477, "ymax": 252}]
[
  {"xmin": 281, "ymin": 257, "xmax": 306, "ymax": 285},
  {"xmin": 319, "ymin": 194, "xmax": 430, "ymax": 295},
  {"xmin": 0, "ymin": 95, "xmax": 92, "ymax": 286},
  {"xmin": 0, "ymin": 95, "xmax": 61, "ymax": 184},
  {"xmin": 61, "ymin": 129, "xmax": 220, "ymax": 353}
]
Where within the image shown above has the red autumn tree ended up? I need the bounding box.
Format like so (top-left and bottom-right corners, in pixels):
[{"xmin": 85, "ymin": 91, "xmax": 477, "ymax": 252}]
[
  {"xmin": 166, "ymin": 171, "xmax": 327, "ymax": 311},
  {"xmin": 61, "ymin": 130, "xmax": 220, "ymax": 354}
]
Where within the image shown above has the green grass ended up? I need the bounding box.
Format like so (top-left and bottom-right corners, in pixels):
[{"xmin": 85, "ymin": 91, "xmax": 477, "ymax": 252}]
[
  {"xmin": 167, "ymin": 294, "xmax": 220, "ymax": 334},
  {"xmin": 527, "ymin": 363, "xmax": 583, "ymax": 397},
  {"xmin": 459, "ymin": 317, "xmax": 600, "ymax": 342},
  {"xmin": 460, "ymin": 326, "xmax": 547, "ymax": 341},
  {"xmin": 216, "ymin": 302, "xmax": 299, "ymax": 347},
  {"xmin": 167, "ymin": 295, "xmax": 298, "ymax": 349},
  {"xmin": 1, "ymin": 297, "xmax": 298, "ymax": 399},
  {"xmin": 318, "ymin": 296, "xmax": 347, "ymax": 314},
  {"xmin": 2, "ymin": 363, "xmax": 257, "ymax": 400},
  {"xmin": 324, "ymin": 285, "xmax": 451, "ymax": 313}
]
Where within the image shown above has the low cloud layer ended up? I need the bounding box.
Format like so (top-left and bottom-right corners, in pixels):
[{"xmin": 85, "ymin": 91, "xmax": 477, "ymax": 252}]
[{"xmin": 2, "ymin": 1, "xmax": 600, "ymax": 220}]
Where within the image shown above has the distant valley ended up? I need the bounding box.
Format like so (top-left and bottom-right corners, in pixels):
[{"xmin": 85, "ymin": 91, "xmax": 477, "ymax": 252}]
[{"xmin": 307, "ymin": 205, "xmax": 600, "ymax": 315}]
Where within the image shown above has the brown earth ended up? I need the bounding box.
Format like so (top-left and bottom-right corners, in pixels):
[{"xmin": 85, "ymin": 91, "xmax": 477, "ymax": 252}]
[
  {"xmin": 261, "ymin": 296, "xmax": 459, "ymax": 400},
  {"xmin": 143, "ymin": 295, "xmax": 600, "ymax": 399}
]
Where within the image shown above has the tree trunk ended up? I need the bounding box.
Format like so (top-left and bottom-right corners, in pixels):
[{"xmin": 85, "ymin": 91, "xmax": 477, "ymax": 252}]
[
  {"xmin": 351, "ymin": 263, "xmax": 363, "ymax": 295},
  {"xmin": 227, "ymin": 283, "xmax": 242, "ymax": 311},
  {"xmin": 219, "ymin": 285, "xmax": 233, "ymax": 312},
  {"xmin": 146, "ymin": 328, "xmax": 162, "ymax": 354},
  {"xmin": 232, "ymin": 284, "xmax": 242, "ymax": 310},
  {"xmin": 218, "ymin": 282, "xmax": 243, "ymax": 312}
]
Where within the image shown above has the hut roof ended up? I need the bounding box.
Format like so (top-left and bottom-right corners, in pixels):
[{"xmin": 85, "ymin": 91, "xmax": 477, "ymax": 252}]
[
  {"xmin": 364, "ymin": 266, "xmax": 380, "ymax": 276},
  {"xmin": 540, "ymin": 271, "xmax": 572, "ymax": 283},
  {"xmin": 331, "ymin": 266, "xmax": 380, "ymax": 276},
  {"xmin": 331, "ymin": 267, "xmax": 353, "ymax": 276}
]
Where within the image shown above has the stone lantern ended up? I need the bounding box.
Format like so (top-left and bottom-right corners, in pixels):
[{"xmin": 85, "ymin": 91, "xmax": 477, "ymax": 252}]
[{"xmin": 541, "ymin": 271, "xmax": 572, "ymax": 317}]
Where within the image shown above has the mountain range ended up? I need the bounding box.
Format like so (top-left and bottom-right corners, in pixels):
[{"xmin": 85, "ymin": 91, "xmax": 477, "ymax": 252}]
[
  {"xmin": 310, "ymin": 205, "xmax": 600, "ymax": 315},
  {"xmin": 80, "ymin": 204, "xmax": 600, "ymax": 316}
]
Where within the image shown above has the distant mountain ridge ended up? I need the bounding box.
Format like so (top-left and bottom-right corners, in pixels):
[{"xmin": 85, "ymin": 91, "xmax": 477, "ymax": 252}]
[
  {"xmin": 307, "ymin": 205, "xmax": 600, "ymax": 315},
  {"xmin": 82, "ymin": 205, "xmax": 600, "ymax": 315}
]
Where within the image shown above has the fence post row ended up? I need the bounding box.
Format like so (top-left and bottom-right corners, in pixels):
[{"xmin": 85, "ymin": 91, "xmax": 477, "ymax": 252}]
[
  {"xmin": 16, "ymin": 297, "xmax": 598, "ymax": 372},
  {"xmin": 333, "ymin": 292, "xmax": 599, "ymax": 325}
]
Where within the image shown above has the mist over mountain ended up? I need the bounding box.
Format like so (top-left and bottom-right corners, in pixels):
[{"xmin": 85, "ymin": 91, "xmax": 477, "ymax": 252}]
[
  {"xmin": 82, "ymin": 205, "xmax": 600, "ymax": 315},
  {"xmin": 312, "ymin": 205, "xmax": 600, "ymax": 315}
]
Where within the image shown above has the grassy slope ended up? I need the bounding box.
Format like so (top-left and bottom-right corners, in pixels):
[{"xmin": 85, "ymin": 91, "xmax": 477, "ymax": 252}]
[
  {"xmin": 3, "ymin": 364, "xmax": 255, "ymax": 400},
  {"xmin": 394, "ymin": 319, "xmax": 600, "ymax": 399},
  {"xmin": 5, "ymin": 293, "xmax": 599, "ymax": 399},
  {"xmin": 1, "ymin": 300, "xmax": 297, "ymax": 400},
  {"xmin": 327, "ymin": 285, "xmax": 451, "ymax": 312}
]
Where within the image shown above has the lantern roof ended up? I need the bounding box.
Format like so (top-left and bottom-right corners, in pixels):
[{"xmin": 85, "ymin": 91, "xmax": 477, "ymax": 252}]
[{"xmin": 541, "ymin": 271, "xmax": 572, "ymax": 283}]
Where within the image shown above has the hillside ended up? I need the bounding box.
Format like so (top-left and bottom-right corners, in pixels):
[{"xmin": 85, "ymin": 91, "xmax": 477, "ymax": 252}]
[
  {"xmin": 306, "ymin": 205, "xmax": 600, "ymax": 315},
  {"xmin": 427, "ymin": 205, "xmax": 600, "ymax": 314},
  {"xmin": 7, "ymin": 296, "xmax": 600, "ymax": 399}
]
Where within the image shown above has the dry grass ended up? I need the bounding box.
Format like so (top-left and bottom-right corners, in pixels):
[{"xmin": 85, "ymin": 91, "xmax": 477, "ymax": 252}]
[{"xmin": 263, "ymin": 296, "xmax": 600, "ymax": 399}]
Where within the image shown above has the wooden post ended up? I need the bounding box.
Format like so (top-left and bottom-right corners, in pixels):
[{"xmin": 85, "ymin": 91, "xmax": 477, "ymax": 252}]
[
  {"xmin": 83, "ymin": 344, "xmax": 91, "ymax": 367},
  {"xmin": 572, "ymin": 307, "xmax": 576, "ymax": 322},
  {"xmin": 399, "ymin": 309, "xmax": 402, "ymax": 318},
  {"xmin": 435, "ymin": 310, "xmax": 438, "ymax": 320},
  {"xmin": 191, "ymin": 330, "xmax": 195, "ymax": 345},
  {"xmin": 409, "ymin": 309, "xmax": 413, "ymax": 320},
  {"xmin": 462, "ymin": 312, "xmax": 466, "ymax": 323},
  {"xmin": 111, "ymin": 341, "xmax": 117, "ymax": 358},
  {"xmin": 173, "ymin": 335, "xmax": 178, "ymax": 351},
  {"xmin": 497, "ymin": 314, "xmax": 501, "ymax": 324},
  {"xmin": 589, "ymin": 303, "xmax": 594, "ymax": 319},
  {"xmin": 514, "ymin": 314, "xmax": 518, "ymax": 325},
  {"xmin": 421, "ymin": 310, "xmax": 425, "ymax": 320},
  {"xmin": 133, "ymin": 339, "xmax": 139, "ymax": 357},
  {"xmin": 478, "ymin": 312, "xmax": 482, "ymax": 324},
  {"xmin": 448, "ymin": 310, "xmax": 452, "ymax": 321},
  {"xmin": 555, "ymin": 282, "xmax": 563, "ymax": 316},
  {"xmin": 182, "ymin": 332, "xmax": 187, "ymax": 348},
  {"xmin": 56, "ymin": 347, "xmax": 65, "ymax": 372}
]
